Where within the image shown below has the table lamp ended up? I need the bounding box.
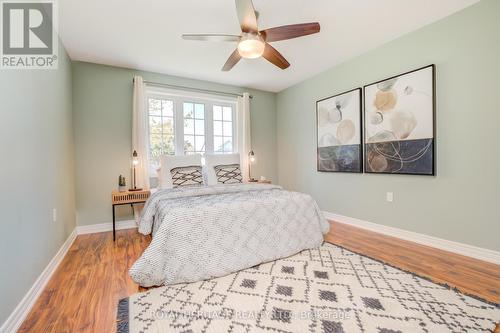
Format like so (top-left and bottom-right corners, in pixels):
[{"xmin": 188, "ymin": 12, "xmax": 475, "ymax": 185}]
[
  {"xmin": 248, "ymin": 150, "xmax": 257, "ymax": 182},
  {"xmin": 130, "ymin": 150, "xmax": 142, "ymax": 191}
]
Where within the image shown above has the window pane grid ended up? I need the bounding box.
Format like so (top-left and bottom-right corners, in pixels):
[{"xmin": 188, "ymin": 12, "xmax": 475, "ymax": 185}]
[
  {"xmin": 184, "ymin": 102, "xmax": 205, "ymax": 154},
  {"xmin": 213, "ymin": 104, "xmax": 233, "ymax": 154},
  {"xmin": 148, "ymin": 98, "xmax": 175, "ymax": 170}
]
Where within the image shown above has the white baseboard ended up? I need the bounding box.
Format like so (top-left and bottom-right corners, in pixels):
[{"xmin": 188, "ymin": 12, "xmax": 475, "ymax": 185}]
[
  {"xmin": 323, "ymin": 211, "xmax": 500, "ymax": 265},
  {"xmin": 76, "ymin": 219, "xmax": 137, "ymax": 235},
  {"xmin": 1, "ymin": 219, "xmax": 139, "ymax": 332},
  {"xmin": 0, "ymin": 229, "xmax": 77, "ymax": 333}
]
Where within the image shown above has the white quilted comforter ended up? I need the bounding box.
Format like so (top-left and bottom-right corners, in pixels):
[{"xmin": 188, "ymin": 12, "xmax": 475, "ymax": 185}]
[{"xmin": 130, "ymin": 183, "xmax": 329, "ymax": 287}]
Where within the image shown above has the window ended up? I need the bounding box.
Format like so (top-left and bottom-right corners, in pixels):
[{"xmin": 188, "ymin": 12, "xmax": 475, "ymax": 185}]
[
  {"xmin": 213, "ymin": 105, "xmax": 233, "ymax": 154},
  {"xmin": 183, "ymin": 102, "xmax": 205, "ymax": 154},
  {"xmin": 146, "ymin": 90, "xmax": 236, "ymax": 174},
  {"xmin": 148, "ymin": 98, "xmax": 175, "ymax": 170}
]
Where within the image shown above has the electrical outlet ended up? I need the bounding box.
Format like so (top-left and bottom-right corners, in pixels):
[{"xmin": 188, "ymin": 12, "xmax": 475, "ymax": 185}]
[
  {"xmin": 52, "ymin": 208, "xmax": 57, "ymax": 222},
  {"xmin": 386, "ymin": 192, "xmax": 394, "ymax": 202}
]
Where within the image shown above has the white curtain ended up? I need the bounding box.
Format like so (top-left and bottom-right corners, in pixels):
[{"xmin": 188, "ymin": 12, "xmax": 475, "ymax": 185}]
[
  {"xmin": 237, "ymin": 93, "xmax": 252, "ymax": 182},
  {"xmin": 132, "ymin": 76, "xmax": 150, "ymax": 189},
  {"xmin": 132, "ymin": 76, "xmax": 150, "ymax": 221}
]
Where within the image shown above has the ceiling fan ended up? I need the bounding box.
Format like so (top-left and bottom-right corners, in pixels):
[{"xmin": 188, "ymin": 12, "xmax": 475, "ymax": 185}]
[{"xmin": 181, "ymin": 0, "xmax": 320, "ymax": 71}]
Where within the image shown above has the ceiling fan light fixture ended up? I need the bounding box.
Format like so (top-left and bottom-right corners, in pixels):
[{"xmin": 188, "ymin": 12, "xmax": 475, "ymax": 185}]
[
  {"xmin": 183, "ymin": 0, "xmax": 320, "ymax": 71},
  {"xmin": 237, "ymin": 33, "xmax": 265, "ymax": 59}
]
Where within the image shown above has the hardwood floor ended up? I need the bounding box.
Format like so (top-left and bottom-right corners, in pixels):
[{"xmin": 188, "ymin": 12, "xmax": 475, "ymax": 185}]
[
  {"xmin": 18, "ymin": 222, "xmax": 499, "ymax": 332},
  {"xmin": 18, "ymin": 229, "xmax": 150, "ymax": 333},
  {"xmin": 325, "ymin": 221, "xmax": 500, "ymax": 305}
]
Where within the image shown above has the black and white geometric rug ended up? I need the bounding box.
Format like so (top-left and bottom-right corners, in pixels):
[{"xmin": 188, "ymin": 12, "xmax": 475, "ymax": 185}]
[{"xmin": 117, "ymin": 243, "xmax": 499, "ymax": 333}]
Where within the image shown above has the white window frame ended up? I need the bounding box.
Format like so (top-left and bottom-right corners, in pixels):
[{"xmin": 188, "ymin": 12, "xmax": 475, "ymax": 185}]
[{"xmin": 145, "ymin": 87, "xmax": 238, "ymax": 173}]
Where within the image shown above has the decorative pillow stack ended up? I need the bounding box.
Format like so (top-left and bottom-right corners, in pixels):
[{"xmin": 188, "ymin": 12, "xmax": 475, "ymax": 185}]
[
  {"xmin": 159, "ymin": 154, "xmax": 203, "ymax": 189},
  {"xmin": 213, "ymin": 164, "xmax": 242, "ymax": 184},
  {"xmin": 170, "ymin": 166, "xmax": 203, "ymax": 188},
  {"xmin": 158, "ymin": 153, "xmax": 243, "ymax": 188},
  {"xmin": 203, "ymin": 153, "xmax": 242, "ymax": 185}
]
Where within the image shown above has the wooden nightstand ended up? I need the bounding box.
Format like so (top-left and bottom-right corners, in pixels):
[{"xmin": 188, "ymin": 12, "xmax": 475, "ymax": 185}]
[{"xmin": 111, "ymin": 190, "xmax": 150, "ymax": 241}]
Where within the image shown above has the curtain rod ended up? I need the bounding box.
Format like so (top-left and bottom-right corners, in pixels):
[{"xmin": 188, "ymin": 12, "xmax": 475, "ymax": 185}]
[{"xmin": 133, "ymin": 78, "xmax": 253, "ymax": 99}]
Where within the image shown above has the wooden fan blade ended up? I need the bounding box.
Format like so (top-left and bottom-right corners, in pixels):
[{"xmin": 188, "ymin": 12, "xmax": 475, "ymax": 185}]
[
  {"xmin": 235, "ymin": 0, "xmax": 258, "ymax": 33},
  {"xmin": 262, "ymin": 43, "xmax": 290, "ymax": 70},
  {"xmin": 261, "ymin": 22, "xmax": 320, "ymax": 42},
  {"xmin": 182, "ymin": 34, "xmax": 240, "ymax": 42},
  {"xmin": 222, "ymin": 49, "xmax": 242, "ymax": 71}
]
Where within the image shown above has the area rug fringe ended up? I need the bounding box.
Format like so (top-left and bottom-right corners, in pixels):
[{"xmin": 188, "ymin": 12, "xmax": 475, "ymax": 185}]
[
  {"xmin": 328, "ymin": 242, "xmax": 500, "ymax": 308},
  {"xmin": 116, "ymin": 297, "xmax": 130, "ymax": 333}
]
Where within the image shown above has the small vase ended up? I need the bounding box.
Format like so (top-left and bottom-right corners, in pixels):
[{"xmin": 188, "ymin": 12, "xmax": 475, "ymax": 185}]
[{"xmin": 119, "ymin": 185, "xmax": 127, "ymax": 192}]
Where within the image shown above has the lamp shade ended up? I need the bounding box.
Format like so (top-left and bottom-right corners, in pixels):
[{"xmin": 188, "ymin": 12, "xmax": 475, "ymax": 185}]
[
  {"xmin": 248, "ymin": 150, "xmax": 256, "ymax": 163},
  {"xmin": 132, "ymin": 150, "xmax": 139, "ymax": 166}
]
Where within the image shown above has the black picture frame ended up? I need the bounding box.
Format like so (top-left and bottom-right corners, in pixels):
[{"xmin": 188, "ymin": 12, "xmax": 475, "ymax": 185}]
[
  {"xmin": 363, "ymin": 64, "xmax": 436, "ymax": 176},
  {"xmin": 316, "ymin": 87, "xmax": 363, "ymax": 173}
]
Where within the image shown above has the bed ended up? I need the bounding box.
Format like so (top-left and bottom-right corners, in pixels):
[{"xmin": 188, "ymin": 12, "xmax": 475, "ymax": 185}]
[{"xmin": 129, "ymin": 154, "xmax": 329, "ymax": 287}]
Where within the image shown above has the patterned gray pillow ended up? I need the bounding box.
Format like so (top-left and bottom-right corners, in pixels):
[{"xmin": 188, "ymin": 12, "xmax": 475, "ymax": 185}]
[
  {"xmin": 170, "ymin": 166, "xmax": 203, "ymax": 188},
  {"xmin": 214, "ymin": 164, "xmax": 243, "ymax": 184}
]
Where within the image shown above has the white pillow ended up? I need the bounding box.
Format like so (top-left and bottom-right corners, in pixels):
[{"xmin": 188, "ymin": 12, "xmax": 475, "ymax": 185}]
[
  {"xmin": 203, "ymin": 153, "xmax": 242, "ymax": 185},
  {"xmin": 159, "ymin": 154, "xmax": 203, "ymax": 189}
]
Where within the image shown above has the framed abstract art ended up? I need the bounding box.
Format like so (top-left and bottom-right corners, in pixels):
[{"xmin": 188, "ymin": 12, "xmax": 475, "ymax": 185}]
[
  {"xmin": 364, "ymin": 65, "xmax": 435, "ymax": 175},
  {"xmin": 316, "ymin": 88, "xmax": 362, "ymax": 173}
]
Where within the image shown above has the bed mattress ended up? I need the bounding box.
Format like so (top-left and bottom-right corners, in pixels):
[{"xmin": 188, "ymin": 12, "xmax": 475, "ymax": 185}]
[{"xmin": 130, "ymin": 183, "xmax": 329, "ymax": 286}]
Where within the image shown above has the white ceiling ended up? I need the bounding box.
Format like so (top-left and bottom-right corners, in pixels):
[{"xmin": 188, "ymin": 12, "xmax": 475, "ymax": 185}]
[{"xmin": 59, "ymin": 0, "xmax": 478, "ymax": 92}]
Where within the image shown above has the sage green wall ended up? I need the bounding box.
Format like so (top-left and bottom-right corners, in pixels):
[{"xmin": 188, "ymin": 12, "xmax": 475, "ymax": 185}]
[
  {"xmin": 276, "ymin": 0, "xmax": 500, "ymax": 251},
  {"xmin": 72, "ymin": 62, "xmax": 277, "ymax": 226},
  {"xmin": 0, "ymin": 43, "xmax": 75, "ymax": 325}
]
